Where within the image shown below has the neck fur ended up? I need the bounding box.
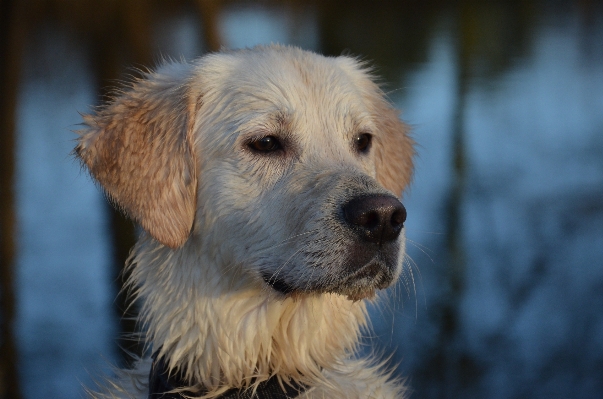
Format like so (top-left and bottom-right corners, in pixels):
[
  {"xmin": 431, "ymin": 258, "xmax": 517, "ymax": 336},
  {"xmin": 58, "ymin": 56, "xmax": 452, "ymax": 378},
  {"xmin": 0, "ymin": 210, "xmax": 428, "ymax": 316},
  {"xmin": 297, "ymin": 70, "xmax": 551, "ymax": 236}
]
[{"xmin": 127, "ymin": 236, "xmax": 368, "ymax": 394}]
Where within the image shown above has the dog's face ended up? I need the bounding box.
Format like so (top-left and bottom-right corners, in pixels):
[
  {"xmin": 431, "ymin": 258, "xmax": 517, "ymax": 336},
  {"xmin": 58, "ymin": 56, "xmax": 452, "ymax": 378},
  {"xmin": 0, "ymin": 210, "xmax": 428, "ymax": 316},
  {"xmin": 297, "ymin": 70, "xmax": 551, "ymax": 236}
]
[{"xmin": 76, "ymin": 46, "xmax": 414, "ymax": 301}]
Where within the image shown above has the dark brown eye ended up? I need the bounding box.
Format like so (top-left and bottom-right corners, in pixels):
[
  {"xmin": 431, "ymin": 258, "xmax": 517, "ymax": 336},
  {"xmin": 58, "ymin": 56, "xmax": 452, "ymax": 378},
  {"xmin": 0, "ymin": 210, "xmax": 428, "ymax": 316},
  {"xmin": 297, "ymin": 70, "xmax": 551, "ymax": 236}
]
[
  {"xmin": 248, "ymin": 136, "xmax": 281, "ymax": 153},
  {"xmin": 354, "ymin": 133, "xmax": 372, "ymax": 153}
]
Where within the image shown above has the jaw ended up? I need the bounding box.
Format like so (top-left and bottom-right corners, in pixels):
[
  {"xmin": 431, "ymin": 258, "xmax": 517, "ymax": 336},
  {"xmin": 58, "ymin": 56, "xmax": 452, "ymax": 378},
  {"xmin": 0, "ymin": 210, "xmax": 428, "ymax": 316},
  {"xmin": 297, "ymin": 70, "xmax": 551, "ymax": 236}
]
[
  {"xmin": 333, "ymin": 259, "xmax": 396, "ymax": 301},
  {"xmin": 260, "ymin": 240, "xmax": 403, "ymax": 301}
]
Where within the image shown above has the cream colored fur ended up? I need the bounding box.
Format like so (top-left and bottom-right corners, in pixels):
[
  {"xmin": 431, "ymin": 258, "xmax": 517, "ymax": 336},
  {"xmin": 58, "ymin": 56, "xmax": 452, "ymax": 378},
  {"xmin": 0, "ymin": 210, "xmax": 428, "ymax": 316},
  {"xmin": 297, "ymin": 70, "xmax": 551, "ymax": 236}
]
[{"xmin": 76, "ymin": 45, "xmax": 414, "ymax": 399}]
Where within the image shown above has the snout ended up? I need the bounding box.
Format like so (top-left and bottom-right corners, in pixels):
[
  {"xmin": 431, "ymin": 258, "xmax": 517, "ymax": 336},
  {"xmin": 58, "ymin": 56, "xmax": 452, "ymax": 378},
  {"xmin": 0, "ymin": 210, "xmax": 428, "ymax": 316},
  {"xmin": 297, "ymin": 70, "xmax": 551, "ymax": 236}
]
[
  {"xmin": 258, "ymin": 177, "xmax": 408, "ymax": 300},
  {"xmin": 342, "ymin": 195, "xmax": 406, "ymax": 245}
]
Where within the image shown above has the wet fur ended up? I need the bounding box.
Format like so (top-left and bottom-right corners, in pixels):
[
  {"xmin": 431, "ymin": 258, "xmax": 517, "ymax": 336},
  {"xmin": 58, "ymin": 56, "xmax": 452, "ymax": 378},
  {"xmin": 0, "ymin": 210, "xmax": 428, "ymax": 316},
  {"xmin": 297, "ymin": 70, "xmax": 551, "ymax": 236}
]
[{"xmin": 76, "ymin": 45, "xmax": 414, "ymax": 398}]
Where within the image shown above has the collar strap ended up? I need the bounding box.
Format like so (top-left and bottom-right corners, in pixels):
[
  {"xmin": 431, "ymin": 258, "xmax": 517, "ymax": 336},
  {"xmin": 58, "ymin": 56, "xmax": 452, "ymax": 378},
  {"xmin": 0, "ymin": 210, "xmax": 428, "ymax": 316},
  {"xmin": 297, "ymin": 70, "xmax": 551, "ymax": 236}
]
[{"xmin": 148, "ymin": 353, "xmax": 308, "ymax": 399}]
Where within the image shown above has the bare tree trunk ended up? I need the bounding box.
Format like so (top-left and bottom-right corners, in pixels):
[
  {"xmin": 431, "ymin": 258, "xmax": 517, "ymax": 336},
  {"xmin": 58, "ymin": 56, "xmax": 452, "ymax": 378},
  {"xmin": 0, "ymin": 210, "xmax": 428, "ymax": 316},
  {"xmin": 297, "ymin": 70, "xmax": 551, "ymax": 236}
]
[
  {"xmin": 0, "ymin": 0, "xmax": 24, "ymax": 398},
  {"xmin": 195, "ymin": 0, "xmax": 223, "ymax": 52}
]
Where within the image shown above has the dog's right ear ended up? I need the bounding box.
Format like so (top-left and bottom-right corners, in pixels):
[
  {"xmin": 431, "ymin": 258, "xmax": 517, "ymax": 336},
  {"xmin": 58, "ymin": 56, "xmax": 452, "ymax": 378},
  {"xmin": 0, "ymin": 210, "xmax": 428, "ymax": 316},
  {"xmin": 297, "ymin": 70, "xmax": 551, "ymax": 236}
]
[{"xmin": 75, "ymin": 64, "xmax": 199, "ymax": 249}]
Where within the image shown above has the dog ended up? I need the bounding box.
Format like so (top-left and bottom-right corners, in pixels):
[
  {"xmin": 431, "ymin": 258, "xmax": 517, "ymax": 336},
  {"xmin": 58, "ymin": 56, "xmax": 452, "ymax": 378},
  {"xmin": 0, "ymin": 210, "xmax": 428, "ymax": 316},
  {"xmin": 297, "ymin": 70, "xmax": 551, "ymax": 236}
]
[{"xmin": 76, "ymin": 45, "xmax": 414, "ymax": 399}]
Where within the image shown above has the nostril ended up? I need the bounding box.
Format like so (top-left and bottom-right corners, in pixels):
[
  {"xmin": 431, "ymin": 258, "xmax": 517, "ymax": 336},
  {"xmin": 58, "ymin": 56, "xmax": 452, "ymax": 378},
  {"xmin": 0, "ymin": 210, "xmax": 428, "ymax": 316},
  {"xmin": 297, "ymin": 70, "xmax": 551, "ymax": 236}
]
[{"xmin": 391, "ymin": 205, "xmax": 407, "ymax": 228}]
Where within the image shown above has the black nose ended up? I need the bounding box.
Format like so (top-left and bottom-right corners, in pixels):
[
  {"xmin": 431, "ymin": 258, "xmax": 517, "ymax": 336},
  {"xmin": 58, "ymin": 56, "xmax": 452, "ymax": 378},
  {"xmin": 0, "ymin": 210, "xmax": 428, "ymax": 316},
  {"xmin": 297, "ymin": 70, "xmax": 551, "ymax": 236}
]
[{"xmin": 342, "ymin": 195, "xmax": 407, "ymax": 244}]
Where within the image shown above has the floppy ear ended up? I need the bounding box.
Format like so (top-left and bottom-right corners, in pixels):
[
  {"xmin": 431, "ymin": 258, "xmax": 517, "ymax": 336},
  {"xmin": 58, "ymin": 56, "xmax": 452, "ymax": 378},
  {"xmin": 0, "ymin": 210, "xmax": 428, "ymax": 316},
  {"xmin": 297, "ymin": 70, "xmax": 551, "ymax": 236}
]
[
  {"xmin": 373, "ymin": 102, "xmax": 415, "ymax": 198},
  {"xmin": 75, "ymin": 64, "xmax": 198, "ymax": 248}
]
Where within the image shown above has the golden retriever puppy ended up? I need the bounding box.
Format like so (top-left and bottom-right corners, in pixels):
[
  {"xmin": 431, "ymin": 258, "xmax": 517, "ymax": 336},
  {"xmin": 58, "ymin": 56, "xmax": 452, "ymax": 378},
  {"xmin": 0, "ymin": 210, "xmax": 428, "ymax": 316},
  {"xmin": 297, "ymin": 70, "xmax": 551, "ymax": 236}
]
[{"xmin": 76, "ymin": 45, "xmax": 414, "ymax": 399}]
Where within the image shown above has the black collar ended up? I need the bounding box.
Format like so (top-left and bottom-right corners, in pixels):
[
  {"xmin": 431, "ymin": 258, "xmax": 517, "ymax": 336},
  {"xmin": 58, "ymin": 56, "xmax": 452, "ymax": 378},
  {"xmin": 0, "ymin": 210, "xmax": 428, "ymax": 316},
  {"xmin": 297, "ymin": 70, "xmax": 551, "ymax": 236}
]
[{"xmin": 148, "ymin": 353, "xmax": 308, "ymax": 399}]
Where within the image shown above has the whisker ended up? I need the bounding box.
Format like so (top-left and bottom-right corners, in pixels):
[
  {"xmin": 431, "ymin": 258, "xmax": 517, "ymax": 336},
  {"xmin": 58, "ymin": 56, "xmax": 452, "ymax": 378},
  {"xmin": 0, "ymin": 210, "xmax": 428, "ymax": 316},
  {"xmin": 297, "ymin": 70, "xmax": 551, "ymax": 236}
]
[
  {"xmin": 267, "ymin": 247, "xmax": 304, "ymax": 283},
  {"xmin": 260, "ymin": 230, "xmax": 319, "ymax": 252},
  {"xmin": 407, "ymin": 229, "xmax": 445, "ymax": 236},
  {"xmin": 404, "ymin": 254, "xmax": 426, "ymax": 314},
  {"xmin": 403, "ymin": 257, "xmax": 418, "ymax": 319},
  {"xmin": 406, "ymin": 238, "xmax": 436, "ymax": 264}
]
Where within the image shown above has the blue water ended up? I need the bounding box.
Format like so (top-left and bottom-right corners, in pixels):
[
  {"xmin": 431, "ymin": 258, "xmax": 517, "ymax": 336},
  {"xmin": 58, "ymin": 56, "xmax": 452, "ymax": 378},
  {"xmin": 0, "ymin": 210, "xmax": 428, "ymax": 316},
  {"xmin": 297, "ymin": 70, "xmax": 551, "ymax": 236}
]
[
  {"xmin": 376, "ymin": 14, "xmax": 603, "ymax": 398},
  {"xmin": 13, "ymin": 4, "xmax": 603, "ymax": 399}
]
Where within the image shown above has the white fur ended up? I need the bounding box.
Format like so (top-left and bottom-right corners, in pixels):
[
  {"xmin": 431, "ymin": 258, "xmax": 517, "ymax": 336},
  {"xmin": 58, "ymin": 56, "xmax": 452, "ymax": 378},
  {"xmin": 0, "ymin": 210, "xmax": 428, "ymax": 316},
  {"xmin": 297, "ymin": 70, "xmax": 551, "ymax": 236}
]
[{"xmin": 76, "ymin": 45, "xmax": 414, "ymax": 399}]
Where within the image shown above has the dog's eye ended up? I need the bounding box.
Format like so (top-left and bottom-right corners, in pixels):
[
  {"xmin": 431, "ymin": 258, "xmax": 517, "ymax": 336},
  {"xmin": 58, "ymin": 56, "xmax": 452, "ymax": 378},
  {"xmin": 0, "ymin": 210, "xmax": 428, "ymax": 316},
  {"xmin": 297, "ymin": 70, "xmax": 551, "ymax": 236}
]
[
  {"xmin": 248, "ymin": 136, "xmax": 282, "ymax": 153},
  {"xmin": 354, "ymin": 133, "xmax": 372, "ymax": 153}
]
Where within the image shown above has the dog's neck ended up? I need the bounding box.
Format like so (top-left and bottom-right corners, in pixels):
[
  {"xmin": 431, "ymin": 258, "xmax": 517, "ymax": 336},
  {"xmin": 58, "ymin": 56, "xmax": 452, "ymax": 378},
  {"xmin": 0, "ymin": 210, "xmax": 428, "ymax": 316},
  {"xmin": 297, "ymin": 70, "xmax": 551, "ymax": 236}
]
[{"xmin": 127, "ymin": 236, "xmax": 368, "ymax": 394}]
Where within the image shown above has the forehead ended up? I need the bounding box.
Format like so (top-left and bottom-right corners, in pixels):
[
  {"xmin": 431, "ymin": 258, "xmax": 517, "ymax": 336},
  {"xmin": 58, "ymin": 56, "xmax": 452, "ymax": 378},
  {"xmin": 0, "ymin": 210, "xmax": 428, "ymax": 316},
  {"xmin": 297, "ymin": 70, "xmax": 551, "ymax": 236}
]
[{"xmin": 206, "ymin": 49, "xmax": 377, "ymax": 135}]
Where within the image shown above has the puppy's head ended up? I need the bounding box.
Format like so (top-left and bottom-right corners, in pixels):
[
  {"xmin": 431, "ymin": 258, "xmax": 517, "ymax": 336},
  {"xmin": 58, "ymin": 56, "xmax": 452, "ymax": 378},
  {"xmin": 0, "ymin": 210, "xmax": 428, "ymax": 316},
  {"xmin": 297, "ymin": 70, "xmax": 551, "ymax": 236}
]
[{"xmin": 76, "ymin": 45, "xmax": 414, "ymax": 301}]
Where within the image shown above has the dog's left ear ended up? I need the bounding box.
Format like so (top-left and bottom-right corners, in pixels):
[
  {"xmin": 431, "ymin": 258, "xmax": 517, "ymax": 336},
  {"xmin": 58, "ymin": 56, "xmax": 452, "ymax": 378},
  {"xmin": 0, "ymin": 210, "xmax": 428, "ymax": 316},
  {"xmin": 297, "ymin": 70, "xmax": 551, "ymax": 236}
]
[
  {"xmin": 373, "ymin": 102, "xmax": 414, "ymax": 198},
  {"xmin": 75, "ymin": 64, "xmax": 199, "ymax": 248}
]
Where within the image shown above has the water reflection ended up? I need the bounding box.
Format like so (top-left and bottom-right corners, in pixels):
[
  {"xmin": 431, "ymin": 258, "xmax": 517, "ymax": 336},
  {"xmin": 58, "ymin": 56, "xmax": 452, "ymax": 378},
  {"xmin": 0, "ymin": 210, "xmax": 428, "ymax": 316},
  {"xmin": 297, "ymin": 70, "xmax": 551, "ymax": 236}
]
[
  {"xmin": 376, "ymin": 6, "xmax": 603, "ymax": 398},
  {"xmin": 6, "ymin": 1, "xmax": 603, "ymax": 398}
]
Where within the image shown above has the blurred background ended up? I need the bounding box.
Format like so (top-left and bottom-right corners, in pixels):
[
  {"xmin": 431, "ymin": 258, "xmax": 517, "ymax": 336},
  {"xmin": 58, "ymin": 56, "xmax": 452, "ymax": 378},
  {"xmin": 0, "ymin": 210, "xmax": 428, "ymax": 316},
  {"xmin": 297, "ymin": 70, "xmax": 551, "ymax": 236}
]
[{"xmin": 1, "ymin": 0, "xmax": 602, "ymax": 398}]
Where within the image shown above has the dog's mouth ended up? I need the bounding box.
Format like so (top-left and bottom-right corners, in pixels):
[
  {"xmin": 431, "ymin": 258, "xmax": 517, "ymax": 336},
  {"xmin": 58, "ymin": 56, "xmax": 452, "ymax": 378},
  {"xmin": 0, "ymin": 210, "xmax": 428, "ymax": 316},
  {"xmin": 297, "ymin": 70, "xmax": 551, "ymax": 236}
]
[
  {"xmin": 261, "ymin": 256, "xmax": 394, "ymax": 300},
  {"xmin": 336, "ymin": 258, "xmax": 394, "ymax": 300},
  {"xmin": 343, "ymin": 259, "xmax": 392, "ymax": 288},
  {"xmin": 261, "ymin": 273, "xmax": 297, "ymax": 295}
]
